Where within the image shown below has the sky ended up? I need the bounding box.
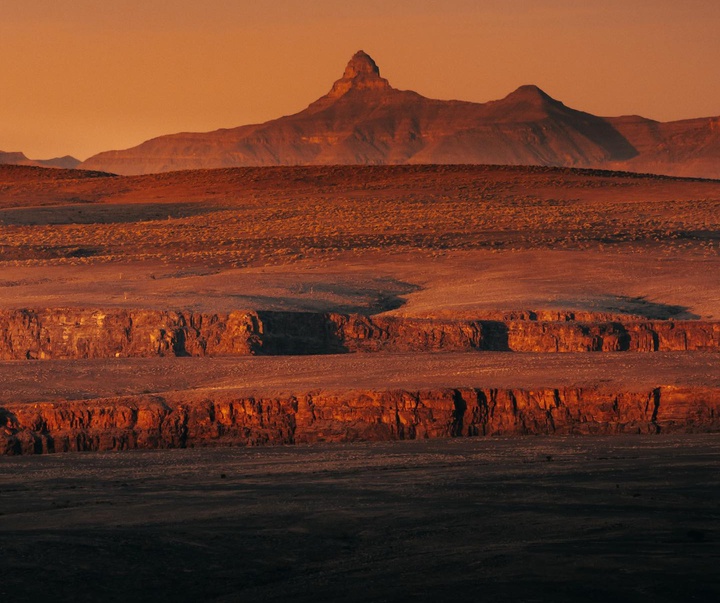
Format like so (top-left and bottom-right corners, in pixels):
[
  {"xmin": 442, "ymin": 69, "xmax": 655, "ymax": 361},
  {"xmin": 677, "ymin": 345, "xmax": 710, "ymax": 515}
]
[{"xmin": 2, "ymin": 0, "xmax": 720, "ymax": 160}]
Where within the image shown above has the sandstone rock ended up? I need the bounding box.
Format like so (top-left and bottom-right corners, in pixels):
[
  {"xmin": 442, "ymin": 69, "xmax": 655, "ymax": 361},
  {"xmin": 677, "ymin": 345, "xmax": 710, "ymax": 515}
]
[
  {"xmin": 2, "ymin": 385, "xmax": 719, "ymax": 454},
  {"xmin": 1, "ymin": 309, "xmax": 718, "ymax": 360},
  {"xmin": 326, "ymin": 50, "xmax": 391, "ymax": 99}
]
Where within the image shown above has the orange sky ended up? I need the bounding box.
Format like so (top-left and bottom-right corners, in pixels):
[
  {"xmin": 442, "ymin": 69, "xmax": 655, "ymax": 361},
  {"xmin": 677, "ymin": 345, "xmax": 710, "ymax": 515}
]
[{"xmin": 2, "ymin": 0, "xmax": 720, "ymax": 160}]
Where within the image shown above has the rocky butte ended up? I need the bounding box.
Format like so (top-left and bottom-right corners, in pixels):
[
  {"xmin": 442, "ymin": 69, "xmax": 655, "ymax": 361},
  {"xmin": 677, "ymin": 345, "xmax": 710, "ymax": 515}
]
[{"xmin": 80, "ymin": 50, "xmax": 720, "ymax": 178}]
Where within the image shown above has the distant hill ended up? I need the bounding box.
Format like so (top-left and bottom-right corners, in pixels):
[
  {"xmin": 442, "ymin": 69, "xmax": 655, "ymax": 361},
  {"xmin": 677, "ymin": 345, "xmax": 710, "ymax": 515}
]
[
  {"xmin": 0, "ymin": 151, "xmax": 80, "ymax": 170},
  {"xmin": 80, "ymin": 51, "xmax": 720, "ymax": 178}
]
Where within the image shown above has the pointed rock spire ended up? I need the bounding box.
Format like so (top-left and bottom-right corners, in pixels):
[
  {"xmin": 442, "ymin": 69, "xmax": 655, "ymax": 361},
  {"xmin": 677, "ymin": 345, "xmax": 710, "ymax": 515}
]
[
  {"xmin": 327, "ymin": 50, "xmax": 391, "ymax": 98},
  {"xmin": 508, "ymin": 85, "xmax": 554, "ymax": 102},
  {"xmin": 501, "ymin": 85, "xmax": 561, "ymax": 108},
  {"xmin": 343, "ymin": 50, "xmax": 381, "ymax": 78}
]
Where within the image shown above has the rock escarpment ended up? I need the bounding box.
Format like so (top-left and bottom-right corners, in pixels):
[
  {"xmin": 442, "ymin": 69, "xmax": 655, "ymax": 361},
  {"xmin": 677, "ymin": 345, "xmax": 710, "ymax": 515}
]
[
  {"xmin": 1, "ymin": 308, "xmax": 719, "ymax": 360},
  {"xmin": 3, "ymin": 308, "xmax": 719, "ymax": 454},
  {"xmin": 0, "ymin": 309, "xmax": 260, "ymax": 359},
  {"xmin": 3, "ymin": 386, "xmax": 719, "ymax": 455}
]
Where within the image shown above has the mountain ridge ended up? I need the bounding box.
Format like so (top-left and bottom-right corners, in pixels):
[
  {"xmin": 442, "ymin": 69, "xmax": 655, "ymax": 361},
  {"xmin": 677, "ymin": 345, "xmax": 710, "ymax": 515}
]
[
  {"xmin": 0, "ymin": 151, "xmax": 80, "ymax": 170},
  {"xmin": 79, "ymin": 51, "xmax": 720, "ymax": 178}
]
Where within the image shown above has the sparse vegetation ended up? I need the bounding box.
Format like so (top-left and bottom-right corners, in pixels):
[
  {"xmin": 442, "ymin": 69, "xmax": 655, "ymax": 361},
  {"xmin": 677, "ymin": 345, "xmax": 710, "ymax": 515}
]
[{"xmin": 1, "ymin": 165, "xmax": 719, "ymax": 268}]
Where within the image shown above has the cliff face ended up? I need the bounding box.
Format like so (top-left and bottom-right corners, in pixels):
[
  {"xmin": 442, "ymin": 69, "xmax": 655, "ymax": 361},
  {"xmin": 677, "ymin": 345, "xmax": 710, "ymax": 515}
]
[
  {"xmin": 3, "ymin": 386, "xmax": 719, "ymax": 455},
  {"xmin": 4, "ymin": 307, "xmax": 718, "ymax": 454},
  {"xmin": 0, "ymin": 309, "xmax": 260, "ymax": 359},
  {"xmin": 1, "ymin": 309, "xmax": 719, "ymax": 360},
  {"xmin": 337, "ymin": 315, "xmax": 720, "ymax": 353}
]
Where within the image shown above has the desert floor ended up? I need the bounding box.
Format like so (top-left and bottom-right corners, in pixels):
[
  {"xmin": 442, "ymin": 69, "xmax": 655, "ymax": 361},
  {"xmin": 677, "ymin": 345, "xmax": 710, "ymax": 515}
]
[
  {"xmin": 1, "ymin": 352, "xmax": 719, "ymax": 404},
  {"xmin": 2, "ymin": 436, "xmax": 720, "ymax": 602},
  {"xmin": 2, "ymin": 164, "xmax": 720, "ymax": 599},
  {"xmin": 1, "ymin": 164, "xmax": 719, "ymax": 318}
]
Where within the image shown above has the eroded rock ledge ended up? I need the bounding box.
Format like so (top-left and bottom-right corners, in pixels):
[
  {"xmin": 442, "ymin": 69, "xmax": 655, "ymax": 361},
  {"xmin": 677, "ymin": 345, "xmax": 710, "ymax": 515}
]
[
  {"xmin": 1, "ymin": 309, "xmax": 719, "ymax": 359},
  {"xmin": 3, "ymin": 386, "xmax": 719, "ymax": 455}
]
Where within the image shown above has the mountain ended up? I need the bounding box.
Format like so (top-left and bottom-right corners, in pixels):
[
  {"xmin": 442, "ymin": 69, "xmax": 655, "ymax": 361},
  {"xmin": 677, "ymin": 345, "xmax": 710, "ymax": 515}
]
[
  {"xmin": 606, "ymin": 115, "xmax": 720, "ymax": 178},
  {"xmin": 80, "ymin": 51, "xmax": 720, "ymax": 178},
  {"xmin": 0, "ymin": 151, "xmax": 80, "ymax": 170}
]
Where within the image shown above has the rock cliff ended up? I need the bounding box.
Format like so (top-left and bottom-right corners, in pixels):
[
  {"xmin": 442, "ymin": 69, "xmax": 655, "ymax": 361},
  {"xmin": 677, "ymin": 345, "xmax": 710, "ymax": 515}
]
[
  {"xmin": 3, "ymin": 386, "xmax": 719, "ymax": 455},
  {"xmin": 1, "ymin": 309, "xmax": 718, "ymax": 360},
  {"xmin": 4, "ymin": 307, "xmax": 718, "ymax": 454}
]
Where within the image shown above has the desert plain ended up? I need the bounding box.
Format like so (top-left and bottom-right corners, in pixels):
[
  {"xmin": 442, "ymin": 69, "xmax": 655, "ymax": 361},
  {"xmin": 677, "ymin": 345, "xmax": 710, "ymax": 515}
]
[{"xmin": 1, "ymin": 163, "xmax": 720, "ymax": 599}]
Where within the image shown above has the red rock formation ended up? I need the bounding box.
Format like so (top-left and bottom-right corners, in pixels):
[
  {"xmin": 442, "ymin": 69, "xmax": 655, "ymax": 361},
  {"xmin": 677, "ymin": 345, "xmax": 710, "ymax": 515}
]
[
  {"xmin": 0, "ymin": 309, "xmax": 260, "ymax": 359},
  {"xmin": 1, "ymin": 309, "xmax": 719, "ymax": 359},
  {"xmin": 79, "ymin": 52, "xmax": 720, "ymax": 178},
  {"xmin": 3, "ymin": 386, "xmax": 719, "ymax": 454},
  {"xmin": 325, "ymin": 50, "xmax": 391, "ymax": 98}
]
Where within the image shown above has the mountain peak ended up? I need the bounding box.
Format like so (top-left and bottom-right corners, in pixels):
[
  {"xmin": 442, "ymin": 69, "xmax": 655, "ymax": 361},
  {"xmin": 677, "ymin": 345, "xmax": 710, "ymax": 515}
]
[
  {"xmin": 504, "ymin": 85, "xmax": 557, "ymax": 105},
  {"xmin": 327, "ymin": 50, "xmax": 391, "ymax": 99},
  {"xmin": 343, "ymin": 50, "xmax": 381, "ymax": 78}
]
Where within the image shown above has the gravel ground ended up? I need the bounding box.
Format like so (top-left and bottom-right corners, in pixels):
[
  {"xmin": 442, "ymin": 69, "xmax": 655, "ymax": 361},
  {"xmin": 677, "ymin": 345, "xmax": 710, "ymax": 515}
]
[
  {"xmin": 1, "ymin": 435, "xmax": 719, "ymax": 602},
  {"xmin": 1, "ymin": 352, "xmax": 718, "ymax": 404}
]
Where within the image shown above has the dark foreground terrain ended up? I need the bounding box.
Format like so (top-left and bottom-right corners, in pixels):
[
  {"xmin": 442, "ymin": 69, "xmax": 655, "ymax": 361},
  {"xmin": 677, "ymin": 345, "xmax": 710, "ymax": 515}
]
[{"xmin": 2, "ymin": 436, "xmax": 719, "ymax": 602}]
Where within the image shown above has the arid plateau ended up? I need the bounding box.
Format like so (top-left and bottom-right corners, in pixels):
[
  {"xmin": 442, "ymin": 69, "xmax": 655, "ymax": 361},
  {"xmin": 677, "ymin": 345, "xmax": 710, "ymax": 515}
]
[
  {"xmin": 1, "ymin": 161, "xmax": 720, "ymax": 448},
  {"xmin": 2, "ymin": 130, "xmax": 720, "ymax": 597}
]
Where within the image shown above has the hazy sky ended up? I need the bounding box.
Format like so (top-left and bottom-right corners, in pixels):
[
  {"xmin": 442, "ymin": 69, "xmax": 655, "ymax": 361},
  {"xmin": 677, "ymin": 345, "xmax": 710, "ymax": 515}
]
[{"xmin": 2, "ymin": 0, "xmax": 719, "ymax": 160}]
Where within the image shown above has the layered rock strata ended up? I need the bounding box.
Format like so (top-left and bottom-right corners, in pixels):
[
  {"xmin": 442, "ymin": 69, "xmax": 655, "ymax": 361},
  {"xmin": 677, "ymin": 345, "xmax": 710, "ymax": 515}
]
[
  {"xmin": 3, "ymin": 386, "xmax": 719, "ymax": 455},
  {"xmin": 4, "ymin": 308, "xmax": 717, "ymax": 454},
  {"xmin": 1, "ymin": 309, "xmax": 719, "ymax": 359}
]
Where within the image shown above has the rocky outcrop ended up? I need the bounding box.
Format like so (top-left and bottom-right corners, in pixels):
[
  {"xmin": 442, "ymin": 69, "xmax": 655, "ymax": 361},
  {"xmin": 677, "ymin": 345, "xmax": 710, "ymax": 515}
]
[
  {"xmin": 0, "ymin": 309, "xmax": 261, "ymax": 359},
  {"xmin": 3, "ymin": 386, "xmax": 719, "ymax": 454},
  {"xmin": 1, "ymin": 308, "xmax": 719, "ymax": 360},
  {"xmin": 325, "ymin": 50, "xmax": 391, "ymax": 99},
  {"xmin": 337, "ymin": 315, "xmax": 720, "ymax": 353}
]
